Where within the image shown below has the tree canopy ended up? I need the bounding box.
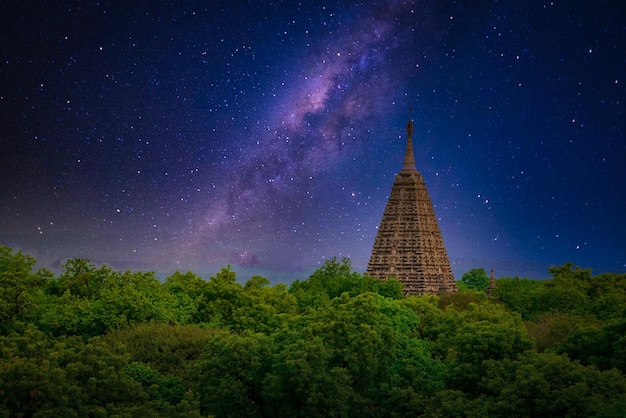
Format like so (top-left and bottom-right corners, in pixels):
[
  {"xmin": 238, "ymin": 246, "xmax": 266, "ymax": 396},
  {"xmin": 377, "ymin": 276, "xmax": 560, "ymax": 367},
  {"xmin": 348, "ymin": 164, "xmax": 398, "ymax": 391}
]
[
  {"xmin": 460, "ymin": 267, "xmax": 490, "ymax": 291},
  {"xmin": 1, "ymin": 246, "xmax": 625, "ymax": 417}
]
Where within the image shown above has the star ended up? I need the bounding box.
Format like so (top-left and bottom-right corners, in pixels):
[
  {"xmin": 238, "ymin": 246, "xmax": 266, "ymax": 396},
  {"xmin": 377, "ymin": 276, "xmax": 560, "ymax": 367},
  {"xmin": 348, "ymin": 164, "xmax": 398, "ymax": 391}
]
[{"xmin": 0, "ymin": 1, "xmax": 624, "ymax": 281}]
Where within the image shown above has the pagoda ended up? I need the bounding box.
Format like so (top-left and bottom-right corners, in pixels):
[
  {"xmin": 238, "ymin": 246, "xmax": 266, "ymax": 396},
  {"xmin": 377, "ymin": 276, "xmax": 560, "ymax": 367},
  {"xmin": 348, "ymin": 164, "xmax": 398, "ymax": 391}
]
[
  {"xmin": 366, "ymin": 116, "xmax": 457, "ymax": 295},
  {"xmin": 485, "ymin": 265, "xmax": 497, "ymax": 298}
]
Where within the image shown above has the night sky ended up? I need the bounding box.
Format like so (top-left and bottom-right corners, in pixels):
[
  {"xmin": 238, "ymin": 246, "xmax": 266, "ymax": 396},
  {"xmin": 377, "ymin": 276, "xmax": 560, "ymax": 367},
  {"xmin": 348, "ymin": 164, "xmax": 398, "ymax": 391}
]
[{"xmin": 1, "ymin": 1, "xmax": 625, "ymax": 282}]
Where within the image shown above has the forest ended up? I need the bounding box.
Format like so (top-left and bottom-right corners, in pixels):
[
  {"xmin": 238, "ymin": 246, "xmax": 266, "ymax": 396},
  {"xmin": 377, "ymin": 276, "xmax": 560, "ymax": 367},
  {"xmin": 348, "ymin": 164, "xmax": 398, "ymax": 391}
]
[{"xmin": 1, "ymin": 245, "xmax": 625, "ymax": 417}]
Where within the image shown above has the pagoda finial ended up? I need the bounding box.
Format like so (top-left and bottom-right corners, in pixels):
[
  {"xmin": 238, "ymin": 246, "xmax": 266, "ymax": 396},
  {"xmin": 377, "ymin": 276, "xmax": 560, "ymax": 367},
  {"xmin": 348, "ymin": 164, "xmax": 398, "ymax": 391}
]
[{"xmin": 402, "ymin": 107, "xmax": 417, "ymax": 172}]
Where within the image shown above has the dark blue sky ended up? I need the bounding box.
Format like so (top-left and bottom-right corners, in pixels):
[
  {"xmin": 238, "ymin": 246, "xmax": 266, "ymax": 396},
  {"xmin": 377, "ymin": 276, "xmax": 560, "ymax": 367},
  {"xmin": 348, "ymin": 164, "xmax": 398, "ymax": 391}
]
[{"xmin": 1, "ymin": 0, "xmax": 624, "ymax": 281}]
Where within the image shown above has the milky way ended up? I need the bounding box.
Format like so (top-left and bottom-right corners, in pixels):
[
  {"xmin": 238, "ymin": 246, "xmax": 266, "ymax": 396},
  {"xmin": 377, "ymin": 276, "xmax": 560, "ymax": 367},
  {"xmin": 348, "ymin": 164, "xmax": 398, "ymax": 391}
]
[
  {"xmin": 190, "ymin": 2, "xmax": 431, "ymax": 271},
  {"xmin": 1, "ymin": 1, "xmax": 624, "ymax": 281}
]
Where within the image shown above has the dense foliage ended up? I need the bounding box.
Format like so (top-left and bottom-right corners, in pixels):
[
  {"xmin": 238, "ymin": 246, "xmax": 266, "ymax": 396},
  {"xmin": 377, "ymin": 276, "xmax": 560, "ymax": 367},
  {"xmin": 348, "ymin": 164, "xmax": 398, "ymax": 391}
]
[
  {"xmin": 1, "ymin": 246, "xmax": 625, "ymax": 417},
  {"xmin": 459, "ymin": 268, "xmax": 489, "ymax": 291}
]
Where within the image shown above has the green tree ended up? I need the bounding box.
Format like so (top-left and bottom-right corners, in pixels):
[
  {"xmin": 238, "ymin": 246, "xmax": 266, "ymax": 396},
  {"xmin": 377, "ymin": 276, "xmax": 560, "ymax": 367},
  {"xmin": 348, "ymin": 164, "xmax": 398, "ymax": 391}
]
[
  {"xmin": 556, "ymin": 318, "xmax": 626, "ymax": 373},
  {"xmin": 0, "ymin": 325, "xmax": 204, "ymax": 416},
  {"xmin": 104, "ymin": 322, "xmax": 213, "ymax": 382},
  {"xmin": 164, "ymin": 270, "xmax": 209, "ymax": 324},
  {"xmin": 98, "ymin": 269, "xmax": 179, "ymax": 326},
  {"xmin": 289, "ymin": 257, "xmax": 403, "ymax": 312},
  {"xmin": 426, "ymin": 302, "xmax": 534, "ymax": 394},
  {"xmin": 231, "ymin": 279, "xmax": 298, "ymax": 334},
  {"xmin": 199, "ymin": 266, "xmax": 245, "ymax": 326},
  {"xmin": 525, "ymin": 312, "xmax": 598, "ymax": 352},
  {"xmin": 0, "ymin": 246, "xmax": 49, "ymax": 325},
  {"xmin": 461, "ymin": 268, "xmax": 489, "ymax": 291},
  {"xmin": 263, "ymin": 324, "xmax": 353, "ymax": 417},
  {"xmin": 195, "ymin": 291, "xmax": 446, "ymax": 417},
  {"xmin": 39, "ymin": 265, "xmax": 180, "ymax": 337},
  {"xmin": 494, "ymin": 352, "xmax": 626, "ymax": 418},
  {"xmin": 196, "ymin": 329, "xmax": 275, "ymax": 417},
  {"xmin": 378, "ymin": 277, "xmax": 404, "ymax": 299},
  {"xmin": 54, "ymin": 258, "xmax": 113, "ymax": 299},
  {"xmin": 124, "ymin": 361, "xmax": 186, "ymax": 405},
  {"xmin": 492, "ymin": 276, "xmax": 544, "ymax": 320},
  {"xmin": 275, "ymin": 293, "xmax": 442, "ymax": 416},
  {"xmin": 244, "ymin": 275, "xmax": 271, "ymax": 290},
  {"xmin": 0, "ymin": 326, "xmax": 146, "ymax": 416}
]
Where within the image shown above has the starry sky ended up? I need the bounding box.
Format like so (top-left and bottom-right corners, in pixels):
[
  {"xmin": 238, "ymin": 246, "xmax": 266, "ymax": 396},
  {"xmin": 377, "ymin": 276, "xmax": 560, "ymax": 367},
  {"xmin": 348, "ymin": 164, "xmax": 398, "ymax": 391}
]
[{"xmin": 1, "ymin": 0, "xmax": 625, "ymax": 282}]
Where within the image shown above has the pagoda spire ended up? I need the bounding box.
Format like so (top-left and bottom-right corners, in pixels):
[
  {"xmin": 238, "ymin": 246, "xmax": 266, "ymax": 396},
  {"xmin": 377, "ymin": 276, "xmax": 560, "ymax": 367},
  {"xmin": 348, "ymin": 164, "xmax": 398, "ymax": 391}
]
[
  {"xmin": 367, "ymin": 113, "xmax": 457, "ymax": 295},
  {"xmin": 486, "ymin": 264, "xmax": 497, "ymax": 298},
  {"xmin": 402, "ymin": 110, "xmax": 417, "ymax": 173}
]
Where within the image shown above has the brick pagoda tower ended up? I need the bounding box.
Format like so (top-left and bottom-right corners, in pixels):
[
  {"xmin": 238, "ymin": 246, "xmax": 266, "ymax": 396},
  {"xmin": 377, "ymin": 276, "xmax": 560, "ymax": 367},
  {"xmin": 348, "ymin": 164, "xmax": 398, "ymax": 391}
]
[{"xmin": 367, "ymin": 116, "xmax": 457, "ymax": 295}]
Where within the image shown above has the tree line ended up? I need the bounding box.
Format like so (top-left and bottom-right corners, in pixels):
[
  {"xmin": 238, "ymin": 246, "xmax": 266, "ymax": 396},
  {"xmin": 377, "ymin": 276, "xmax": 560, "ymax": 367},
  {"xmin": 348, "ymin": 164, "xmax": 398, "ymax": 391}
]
[{"xmin": 1, "ymin": 246, "xmax": 625, "ymax": 417}]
